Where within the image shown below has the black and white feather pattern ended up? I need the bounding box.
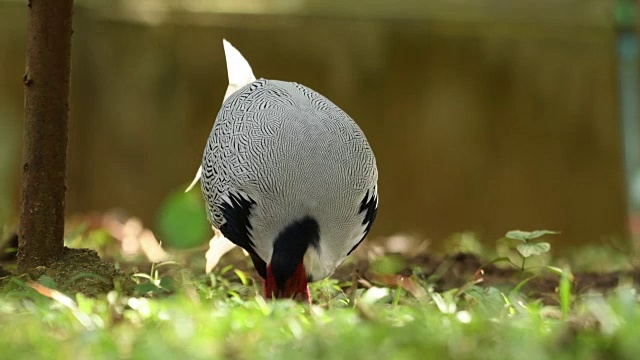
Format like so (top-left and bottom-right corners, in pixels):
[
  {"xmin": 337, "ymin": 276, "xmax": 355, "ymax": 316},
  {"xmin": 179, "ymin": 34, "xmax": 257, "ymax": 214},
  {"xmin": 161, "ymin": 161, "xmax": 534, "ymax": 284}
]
[{"xmin": 201, "ymin": 79, "xmax": 378, "ymax": 281}]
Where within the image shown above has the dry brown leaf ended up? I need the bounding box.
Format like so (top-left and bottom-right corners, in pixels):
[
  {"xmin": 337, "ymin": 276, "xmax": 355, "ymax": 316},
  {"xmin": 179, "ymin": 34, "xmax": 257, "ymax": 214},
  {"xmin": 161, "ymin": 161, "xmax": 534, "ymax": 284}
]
[
  {"xmin": 371, "ymin": 274, "xmax": 429, "ymax": 303},
  {"xmin": 138, "ymin": 229, "xmax": 169, "ymax": 263},
  {"xmin": 29, "ymin": 282, "xmax": 95, "ymax": 329}
]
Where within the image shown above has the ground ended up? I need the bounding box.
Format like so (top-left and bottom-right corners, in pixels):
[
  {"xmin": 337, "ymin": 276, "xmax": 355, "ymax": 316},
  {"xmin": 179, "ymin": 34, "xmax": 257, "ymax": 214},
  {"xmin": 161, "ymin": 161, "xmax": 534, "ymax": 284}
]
[
  {"xmin": 225, "ymin": 248, "xmax": 640, "ymax": 301},
  {"xmin": 0, "ymin": 244, "xmax": 134, "ymax": 296},
  {"xmin": 1, "ymin": 230, "xmax": 639, "ymax": 359}
]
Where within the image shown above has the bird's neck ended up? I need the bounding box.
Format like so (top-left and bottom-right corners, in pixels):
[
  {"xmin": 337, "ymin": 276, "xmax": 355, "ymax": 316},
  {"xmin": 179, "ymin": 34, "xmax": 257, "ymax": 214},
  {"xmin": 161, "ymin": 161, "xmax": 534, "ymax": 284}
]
[{"xmin": 264, "ymin": 216, "xmax": 319, "ymax": 302}]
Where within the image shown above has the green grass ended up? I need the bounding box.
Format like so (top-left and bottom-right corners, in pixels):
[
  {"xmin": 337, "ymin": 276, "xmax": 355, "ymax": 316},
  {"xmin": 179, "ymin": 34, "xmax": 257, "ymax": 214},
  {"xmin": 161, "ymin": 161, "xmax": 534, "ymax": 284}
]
[{"xmin": 1, "ymin": 264, "xmax": 640, "ymax": 360}]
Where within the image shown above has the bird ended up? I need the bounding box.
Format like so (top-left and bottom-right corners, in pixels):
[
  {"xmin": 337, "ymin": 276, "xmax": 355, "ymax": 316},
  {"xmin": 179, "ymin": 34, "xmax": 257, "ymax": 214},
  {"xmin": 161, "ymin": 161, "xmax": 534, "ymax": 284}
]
[{"xmin": 188, "ymin": 40, "xmax": 378, "ymax": 302}]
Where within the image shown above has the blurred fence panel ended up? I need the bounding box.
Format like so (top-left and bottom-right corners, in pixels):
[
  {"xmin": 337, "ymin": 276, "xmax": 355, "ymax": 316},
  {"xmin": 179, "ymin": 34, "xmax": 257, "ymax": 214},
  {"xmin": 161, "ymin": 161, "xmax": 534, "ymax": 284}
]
[{"xmin": 0, "ymin": 0, "xmax": 629, "ymax": 251}]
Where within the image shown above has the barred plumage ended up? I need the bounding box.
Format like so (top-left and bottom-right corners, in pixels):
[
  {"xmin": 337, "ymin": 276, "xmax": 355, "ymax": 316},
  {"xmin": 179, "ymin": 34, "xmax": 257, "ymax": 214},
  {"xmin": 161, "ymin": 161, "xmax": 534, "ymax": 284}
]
[{"xmin": 195, "ymin": 40, "xmax": 378, "ymax": 294}]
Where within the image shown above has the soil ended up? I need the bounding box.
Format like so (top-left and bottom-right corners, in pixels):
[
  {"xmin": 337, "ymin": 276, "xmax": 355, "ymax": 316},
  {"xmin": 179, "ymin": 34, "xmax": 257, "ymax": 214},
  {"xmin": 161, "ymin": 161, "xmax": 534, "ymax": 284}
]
[
  {"xmin": 333, "ymin": 252, "xmax": 640, "ymax": 303},
  {"xmin": 208, "ymin": 248, "xmax": 640, "ymax": 302},
  {"xmin": 1, "ymin": 247, "xmax": 135, "ymax": 297},
  {"xmin": 2, "ymin": 234, "xmax": 638, "ymax": 300}
]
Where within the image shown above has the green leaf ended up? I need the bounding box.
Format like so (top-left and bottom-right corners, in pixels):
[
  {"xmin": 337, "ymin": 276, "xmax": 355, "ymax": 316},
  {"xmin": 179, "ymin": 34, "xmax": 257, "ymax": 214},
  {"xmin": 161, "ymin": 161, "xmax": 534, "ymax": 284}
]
[
  {"xmin": 370, "ymin": 255, "xmax": 406, "ymax": 275},
  {"xmin": 63, "ymin": 223, "xmax": 88, "ymax": 243},
  {"xmin": 481, "ymin": 257, "xmax": 517, "ymax": 269},
  {"xmin": 38, "ymin": 275, "xmax": 57, "ymax": 290},
  {"xmin": 516, "ymin": 242, "xmax": 551, "ymax": 258},
  {"xmin": 497, "ymin": 237, "xmax": 525, "ymax": 248},
  {"xmin": 501, "ymin": 292, "xmax": 516, "ymax": 316},
  {"xmin": 505, "ymin": 230, "xmax": 559, "ymax": 242},
  {"xmin": 510, "ymin": 275, "xmax": 538, "ymax": 295},
  {"xmin": 545, "ymin": 266, "xmax": 564, "ymax": 276},
  {"xmin": 159, "ymin": 277, "xmax": 177, "ymax": 292},
  {"xmin": 3, "ymin": 247, "xmax": 17, "ymax": 254},
  {"xmin": 504, "ymin": 230, "xmax": 532, "ymax": 242},
  {"xmin": 559, "ymin": 267, "xmax": 572, "ymax": 319},
  {"xmin": 156, "ymin": 189, "xmax": 210, "ymax": 249},
  {"xmin": 234, "ymin": 269, "xmax": 249, "ymax": 286},
  {"xmin": 134, "ymin": 282, "xmax": 164, "ymax": 295},
  {"xmin": 528, "ymin": 230, "xmax": 560, "ymax": 240}
]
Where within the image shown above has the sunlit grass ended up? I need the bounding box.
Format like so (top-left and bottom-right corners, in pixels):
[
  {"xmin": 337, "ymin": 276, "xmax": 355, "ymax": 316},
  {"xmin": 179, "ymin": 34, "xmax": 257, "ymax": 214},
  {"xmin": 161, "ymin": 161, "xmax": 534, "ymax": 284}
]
[
  {"xmin": 1, "ymin": 222, "xmax": 638, "ymax": 359},
  {"xmin": 1, "ymin": 261, "xmax": 640, "ymax": 360}
]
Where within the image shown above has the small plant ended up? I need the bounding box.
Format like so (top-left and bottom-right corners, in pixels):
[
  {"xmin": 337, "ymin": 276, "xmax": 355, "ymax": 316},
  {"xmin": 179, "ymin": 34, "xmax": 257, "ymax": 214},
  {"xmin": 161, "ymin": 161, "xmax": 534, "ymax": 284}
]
[
  {"xmin": 489, "ymin": 230, "xmax": 559, "ymax": 274},
  {"xmin": 558, "ymin": 265, "xmax": 572, "ymax": 319},
  {"xmin": 504, "ymin": 230, "xmax": 558, "ymax": 273},
  {"xmin": 131, "ymin": 260, "xmax": 180, "ymax": 296}
]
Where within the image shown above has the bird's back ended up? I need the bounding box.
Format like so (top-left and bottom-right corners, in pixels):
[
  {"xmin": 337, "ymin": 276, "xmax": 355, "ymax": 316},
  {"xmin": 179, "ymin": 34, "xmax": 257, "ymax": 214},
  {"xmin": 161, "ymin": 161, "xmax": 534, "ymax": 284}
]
[{"xmin": 201, "ymin": 79, "xmax": 377, "ymax": 279}]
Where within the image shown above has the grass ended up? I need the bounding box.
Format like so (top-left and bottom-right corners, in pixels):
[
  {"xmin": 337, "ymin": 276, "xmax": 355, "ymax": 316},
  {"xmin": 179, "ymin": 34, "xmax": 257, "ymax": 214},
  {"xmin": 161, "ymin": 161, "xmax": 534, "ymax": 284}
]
[
  {"xmin": 0, "ymin": 225, "xmax": 638, "ymax": 359},
  {"xmin": 1, "ymin": 257, "xmax": 640, "ymax": 360}
]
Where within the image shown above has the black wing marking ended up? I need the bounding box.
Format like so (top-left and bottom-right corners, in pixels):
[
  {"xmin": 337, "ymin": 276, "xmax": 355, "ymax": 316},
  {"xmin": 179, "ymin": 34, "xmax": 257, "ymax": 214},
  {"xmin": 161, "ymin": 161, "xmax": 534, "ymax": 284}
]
[
  {"xmin": 347, "ymin": 189, "xmax": 378, "ymax": 255},
  {"xmin": 248, "ymin": 252, "xmax": 267, "ymax": 279},
  {"xmin": 218, "ymin": 192, "xmax": 267, "ymax": 278}
]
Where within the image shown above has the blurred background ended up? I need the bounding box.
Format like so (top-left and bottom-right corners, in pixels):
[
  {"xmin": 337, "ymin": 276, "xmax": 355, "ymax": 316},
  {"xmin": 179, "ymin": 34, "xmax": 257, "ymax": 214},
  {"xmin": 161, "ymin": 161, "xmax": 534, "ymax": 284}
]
[{"xmin": 1, "ymin": 0, "xmax": 639, "ymax": 254}]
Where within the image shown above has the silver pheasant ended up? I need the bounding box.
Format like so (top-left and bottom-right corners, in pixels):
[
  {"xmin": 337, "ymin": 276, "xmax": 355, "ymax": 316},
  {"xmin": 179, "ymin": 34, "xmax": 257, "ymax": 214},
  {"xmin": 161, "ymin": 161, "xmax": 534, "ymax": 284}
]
[{"xmin": 190, "ymin": 40, "xmax": 378, "ymax": 301}]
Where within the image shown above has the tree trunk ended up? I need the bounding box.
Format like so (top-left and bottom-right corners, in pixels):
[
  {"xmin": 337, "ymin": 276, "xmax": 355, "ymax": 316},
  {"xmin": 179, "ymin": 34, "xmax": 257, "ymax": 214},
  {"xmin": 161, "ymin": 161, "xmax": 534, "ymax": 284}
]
[{"xmin": 18, "ymin": 0, "xmax": 74, "ymax": 270}]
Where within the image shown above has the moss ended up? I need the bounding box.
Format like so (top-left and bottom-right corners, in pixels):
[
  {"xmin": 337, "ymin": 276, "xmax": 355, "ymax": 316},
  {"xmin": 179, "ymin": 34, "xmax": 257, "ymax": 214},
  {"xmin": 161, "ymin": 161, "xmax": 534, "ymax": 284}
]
[{"xmin": 19, "ymin": 247, "xmax": 135, "ymax": 297}]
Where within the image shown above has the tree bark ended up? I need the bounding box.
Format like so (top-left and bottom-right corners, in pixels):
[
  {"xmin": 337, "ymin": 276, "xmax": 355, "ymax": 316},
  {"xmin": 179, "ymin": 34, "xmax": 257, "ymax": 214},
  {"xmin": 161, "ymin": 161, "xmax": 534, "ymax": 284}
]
[{"xmin": 18, "ymin": 0, "xmax": 74, "ymax": 270}]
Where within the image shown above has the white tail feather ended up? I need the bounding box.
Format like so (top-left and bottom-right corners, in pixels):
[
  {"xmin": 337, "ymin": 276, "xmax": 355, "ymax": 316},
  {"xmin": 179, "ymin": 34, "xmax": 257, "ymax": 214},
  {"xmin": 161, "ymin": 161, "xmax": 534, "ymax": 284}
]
[
  {"xmin": 205, "ymin": 227, "xmax": 248, "ymax": 274},
  {"xmin": 222, "ymin": 39, "xmax": 256, "ymax": 102},
  {"xmin": 185, "ymin": 166, "xmax": 202, "ymax": 192},
  {"xmin": 186, "ymin": 40, "xmax": 256, "ymax": 193}
]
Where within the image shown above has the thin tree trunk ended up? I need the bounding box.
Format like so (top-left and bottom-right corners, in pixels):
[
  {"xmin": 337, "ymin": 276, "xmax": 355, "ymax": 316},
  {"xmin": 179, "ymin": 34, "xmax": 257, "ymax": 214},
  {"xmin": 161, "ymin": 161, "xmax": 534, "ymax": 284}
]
[{"xmin": 18, "ymin": 0, "xmax": 74, "ymax": 270}]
